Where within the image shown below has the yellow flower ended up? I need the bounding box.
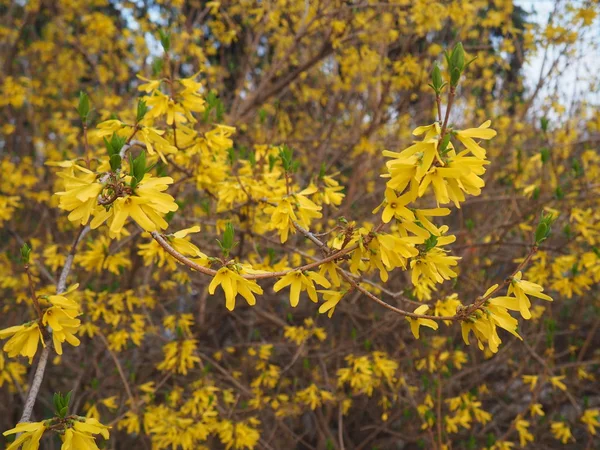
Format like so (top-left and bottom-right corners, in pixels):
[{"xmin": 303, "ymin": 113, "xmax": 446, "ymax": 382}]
[
  {"xmin": 136, "ymin": 74, "xmax": 162, "ymax": 93},
  {"xmin": 100, "ymin": 396, "xmax": 118, "ymax": 411},
  {"xmin": 318, "ymin": 261, "xmax": 341, "ymax": 287},
  {"xmin": 294, "ymin": 187, "xmax": 323, "ymax": 229},
  {"xmin": 168, "ymin": 226, "xmax": 206, "ymax": 257},
  {"xmin": 549, "ymin": 375, "xmax": 567, "ymax": 391},
  {"xmin": 550, "ymin": 421, "xmax": 574, "ymax": 444},
  {"xmin": 208, "ymin": 267, "xmax": 263, "ymax": 311},
  {"xmin": 157, "ymin": 339, "xmax": 201, "ymax": 375},
  {"xmin": 490, "ymin": 441, "xmax": 514, "ymax": 450},
  {"xmin": 216, "ymin": 418, "xmax": 261, "ymax": 450},
  {"xmin": 138, "ymin": 126, "xmax": 178, "ymax": 163},
  {"xmin": 179, "ymin": 88, "xmax": 206, "ymax": 120},
  {"xmin": 3, "ymin": 421, "xmax": 46, "ymax": 450},
  {"xmin": 508, "ymin": 271, "xmax": 553, "ymax": 319},
  {"xmin": 406, "ymin": 305, "xmax": 438, "ymax": 338},
  {"xmin": 273, "ymin": 270, "xmax": 330, "ymax": 307},
  {"xmin": 92, "ymin": 176, "xmax": 178, "ymax": 233},
  {"xmin": 317, "ymin": 290, "xmax": 346, "ymax": 318},
  {"xmin": 55, "ymin": 165, "xmax": 103, "ymax": 226},
  {"xmin": 117, "ymin": 411, "xmax": 141, "ymax": 435},
  {"xmin": 73, "ymin": 417, "xmax": 110, "ymax": 440},
  {"xmin": 61, "ymin": 417, "xmax": 110, "ymax": 450},
  {"xmin": 461, "ymin": 313, "xmax": 503, "ymax": 353},
  {"xmin": 46, "ymin": 284, "xmax": 80, "ymax": 311},
  {"xmin": 522, "ymin": 375, "xmax": 539, "ymax": 391},
  {"xmin": 145, "ymin": 90, "xmax": 185, "ymax": 125},
  {"xmin": 515, "ymin": 416, "xmax": 534, "ymax": 447},
  {"xmin": 410, "ymin": 247, "xmax": 459, "ymax": 286},
  {"xmin": 0, "ymin": 323, "xmax": 45, "ymax": 363},
  {"xmin": 413, "ymin": 208, "xmax": 451, "ymax": 235},
  {"xmin": 454, "ymin": 120, "xmax": 497, "ymax": 159},
  {"xmin": 267, "ymin": 198, "xmax": 297, "ymax": 243},
  {"xmin": 486, "ymin": 297, "xmax": 522, "ymax": 340},
  {"xmin": 581, "ymin": 409, "xmax": 600, "ymax": 435},
  {"xmin": 47, "ymin": 312, "xmax": 81, "ymax": 356},
  {"xmin": 530, "ymin": 403, "xmax": 545, "ymax": 417},
  {"xmin": 379, "ymin": 188, "xmax": 414, "ymax": 223}
]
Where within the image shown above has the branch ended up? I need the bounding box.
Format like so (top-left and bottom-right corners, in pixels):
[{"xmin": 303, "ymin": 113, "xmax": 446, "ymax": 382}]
[
  {"xmin": 18, "ymin": 346, "xmax": 49, "ymax": 424},
  {"xmin": 150, "ymin": 229, "xmax": 361, "ymax": 280},
  {"xmin": 19, "ymin": 225, "xmax": 90, "ymax": 423}
]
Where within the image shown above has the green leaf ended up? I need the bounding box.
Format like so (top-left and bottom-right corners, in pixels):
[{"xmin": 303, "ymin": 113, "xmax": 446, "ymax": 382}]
[
  {"xmin": 103, "ymin": 137, "xmax": 114, "ymax": 156},
  {"xmin": 450, "ymin": 42, "xmax": 465, "ymax": 71},
  {"xmin": 423, "ymin": 234, "xmax": 439, "ymax": 252},
  {"xmin": 53, "ymin": 393, "xmax": 61, "ymax": 413},
  {"xmin": 268, "ymin": 154, "xmax": 277, "ymax": 172},
  {"xmin": 220, "ymin": 222, "xmax": 236, "ymax": 257},
  {"xmin": 226, "ymin": 147, "xmax": 236, "ymax": 166},
  {"xmin": 439, "ymin": 133, "xmax": 452, "ymax": 155},
  {"xmin": 534, "ymin": 222, "xmax": 548, "ymax": 245},
  {"xmin": 20, "ymin": 243, "xmax": 31, "ymax": 264},
  {"xmin": 131, "ymin": 151, "xmax": 147, "ymax": 187},
  {"xmin": 64, "ymin": 390, "xmax": 72, "ymax": 408},
  {"xmin": 258, "ymin": 108, "xmax": 267, "ymax": 123},
  {"xmin": 430, "ymin": 63, "xmax": 445, "ymax": 94},
  {"xmin": 158, "ymin": 29, "xmax": 171, "ymax": 53},
  {"xmin": 136, "ymin": 99, "xmax": 148, "ymax": 122},
  {"xmin": 152, "ymin": 58, "xmax": 164, "ymax": 77},
  {"xmin": 450, "ymin": 67, "xmax": 462, "ymax": 88},
  {"xmin": 554, "ymin": 186, "xmax": 564, "ymax": 199},
  {"xmin": 571, "ymin": 158, "xmax": 583, "ymax": 178},
  {"xmin": 109, "ymin": 154, "xmax": 122, "ymax": 172},
  {"xmin": 59, "ymin": 406, "xmax": 69, "ymax": 418},
  {"xmin": 77, "ymin": 91, "xmax": 90, "ymax": 123},
  {"xmin": 318, "ymin": 163, "xmax": 327, "ymax": 179},
  {"xmin": 104, "ymin": 133, "xmax": 126, "ymax": 158},
  {"xmin": 278, "ymin": 145, "xmax": 294, "ymax": 171},
  {"xmin": 247, "ymin": 149, "xmax": 256, "ymax": 167},
  {"xmin": 215, "ymin": 99, "xmax": 225, "ymax": 122}
]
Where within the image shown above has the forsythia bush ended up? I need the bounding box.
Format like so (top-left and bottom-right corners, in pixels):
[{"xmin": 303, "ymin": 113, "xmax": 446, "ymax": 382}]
[{"xmin": 1, "ymin": 1, "xmax": 600, "ymax": 449}]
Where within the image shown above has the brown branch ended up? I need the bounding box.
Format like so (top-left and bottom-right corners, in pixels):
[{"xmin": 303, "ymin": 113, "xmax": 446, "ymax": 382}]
[{"xmin": 19, "ymin": 225, "xmax": 90, "ymax": 423}]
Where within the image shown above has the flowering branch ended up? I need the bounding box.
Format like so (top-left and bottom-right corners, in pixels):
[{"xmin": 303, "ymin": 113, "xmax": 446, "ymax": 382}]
[{"xmin": 19, "ymin": 225, "xmax": 90, "ymax": 423}]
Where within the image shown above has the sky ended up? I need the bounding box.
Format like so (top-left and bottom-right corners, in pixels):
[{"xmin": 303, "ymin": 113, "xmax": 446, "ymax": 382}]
[{"xmin": 517, "ymin": 0, "xmax": 600, "ymax": 117}]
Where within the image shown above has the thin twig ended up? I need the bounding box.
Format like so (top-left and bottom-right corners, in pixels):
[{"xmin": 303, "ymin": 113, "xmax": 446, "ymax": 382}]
[{"xmin": 19, "ymin": 225, "xmax": 90, "ymax": 423}]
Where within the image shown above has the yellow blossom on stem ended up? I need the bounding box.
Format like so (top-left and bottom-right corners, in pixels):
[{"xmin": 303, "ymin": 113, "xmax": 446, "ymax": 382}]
[
  {"xmin": 550, "ymin": 421, "xmax": 574, "ymax": 444},
  {"xmin": 530, "ymin": 403, "xmax": 545, "ymax": 417},
  {"xmin": 54, "ymin": 165, "xmax": 103, "ymax": 225},
  {"xmin": 549, "ymin": 375, "xmax": 567, "ymax": 391},
  {"xmin": 379, "ymin": 188, "xmax": 414, "ymax": 223},
  {"xmin": 515, "ymin": 416, "xmax": 534, "ymax": 447},
  {"xmin": 92, "ymin": 176, "xmax": 178, "ymax": 234},
  {"xmin": 317, "ymin": 289, "xmax": 346, "ymax": 318},
  {"xmin": 522, "ymin": 375, "xmax": 539, "ymax": 391},
  {"xmin": 208, "ymin": 266, "xmax": 263, "ymax": 311},
  {"xmin": 273, "ymin": 270, "xmax": 330, "ymax": 307},
  {"xmin": 508, "ymin": 271, "xmax": 553, "ymax": 319},
  {"xmin": 3, "ymin": 421, "xmax": 47, "ymax": 450},
  {"xmin": 407, "ymin": 305, "xmax": 439, "ymax": 338},
  {"xmin": 581, "ymin": 409, "xmax": 600, "ymax": 435},
  {"xmin": 0, "ymin": 323, "xmax": 45, "ymax": 363},
  {"xmin": 454, "ymin": 120, "xmax": 497, "ymax": 159}
]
